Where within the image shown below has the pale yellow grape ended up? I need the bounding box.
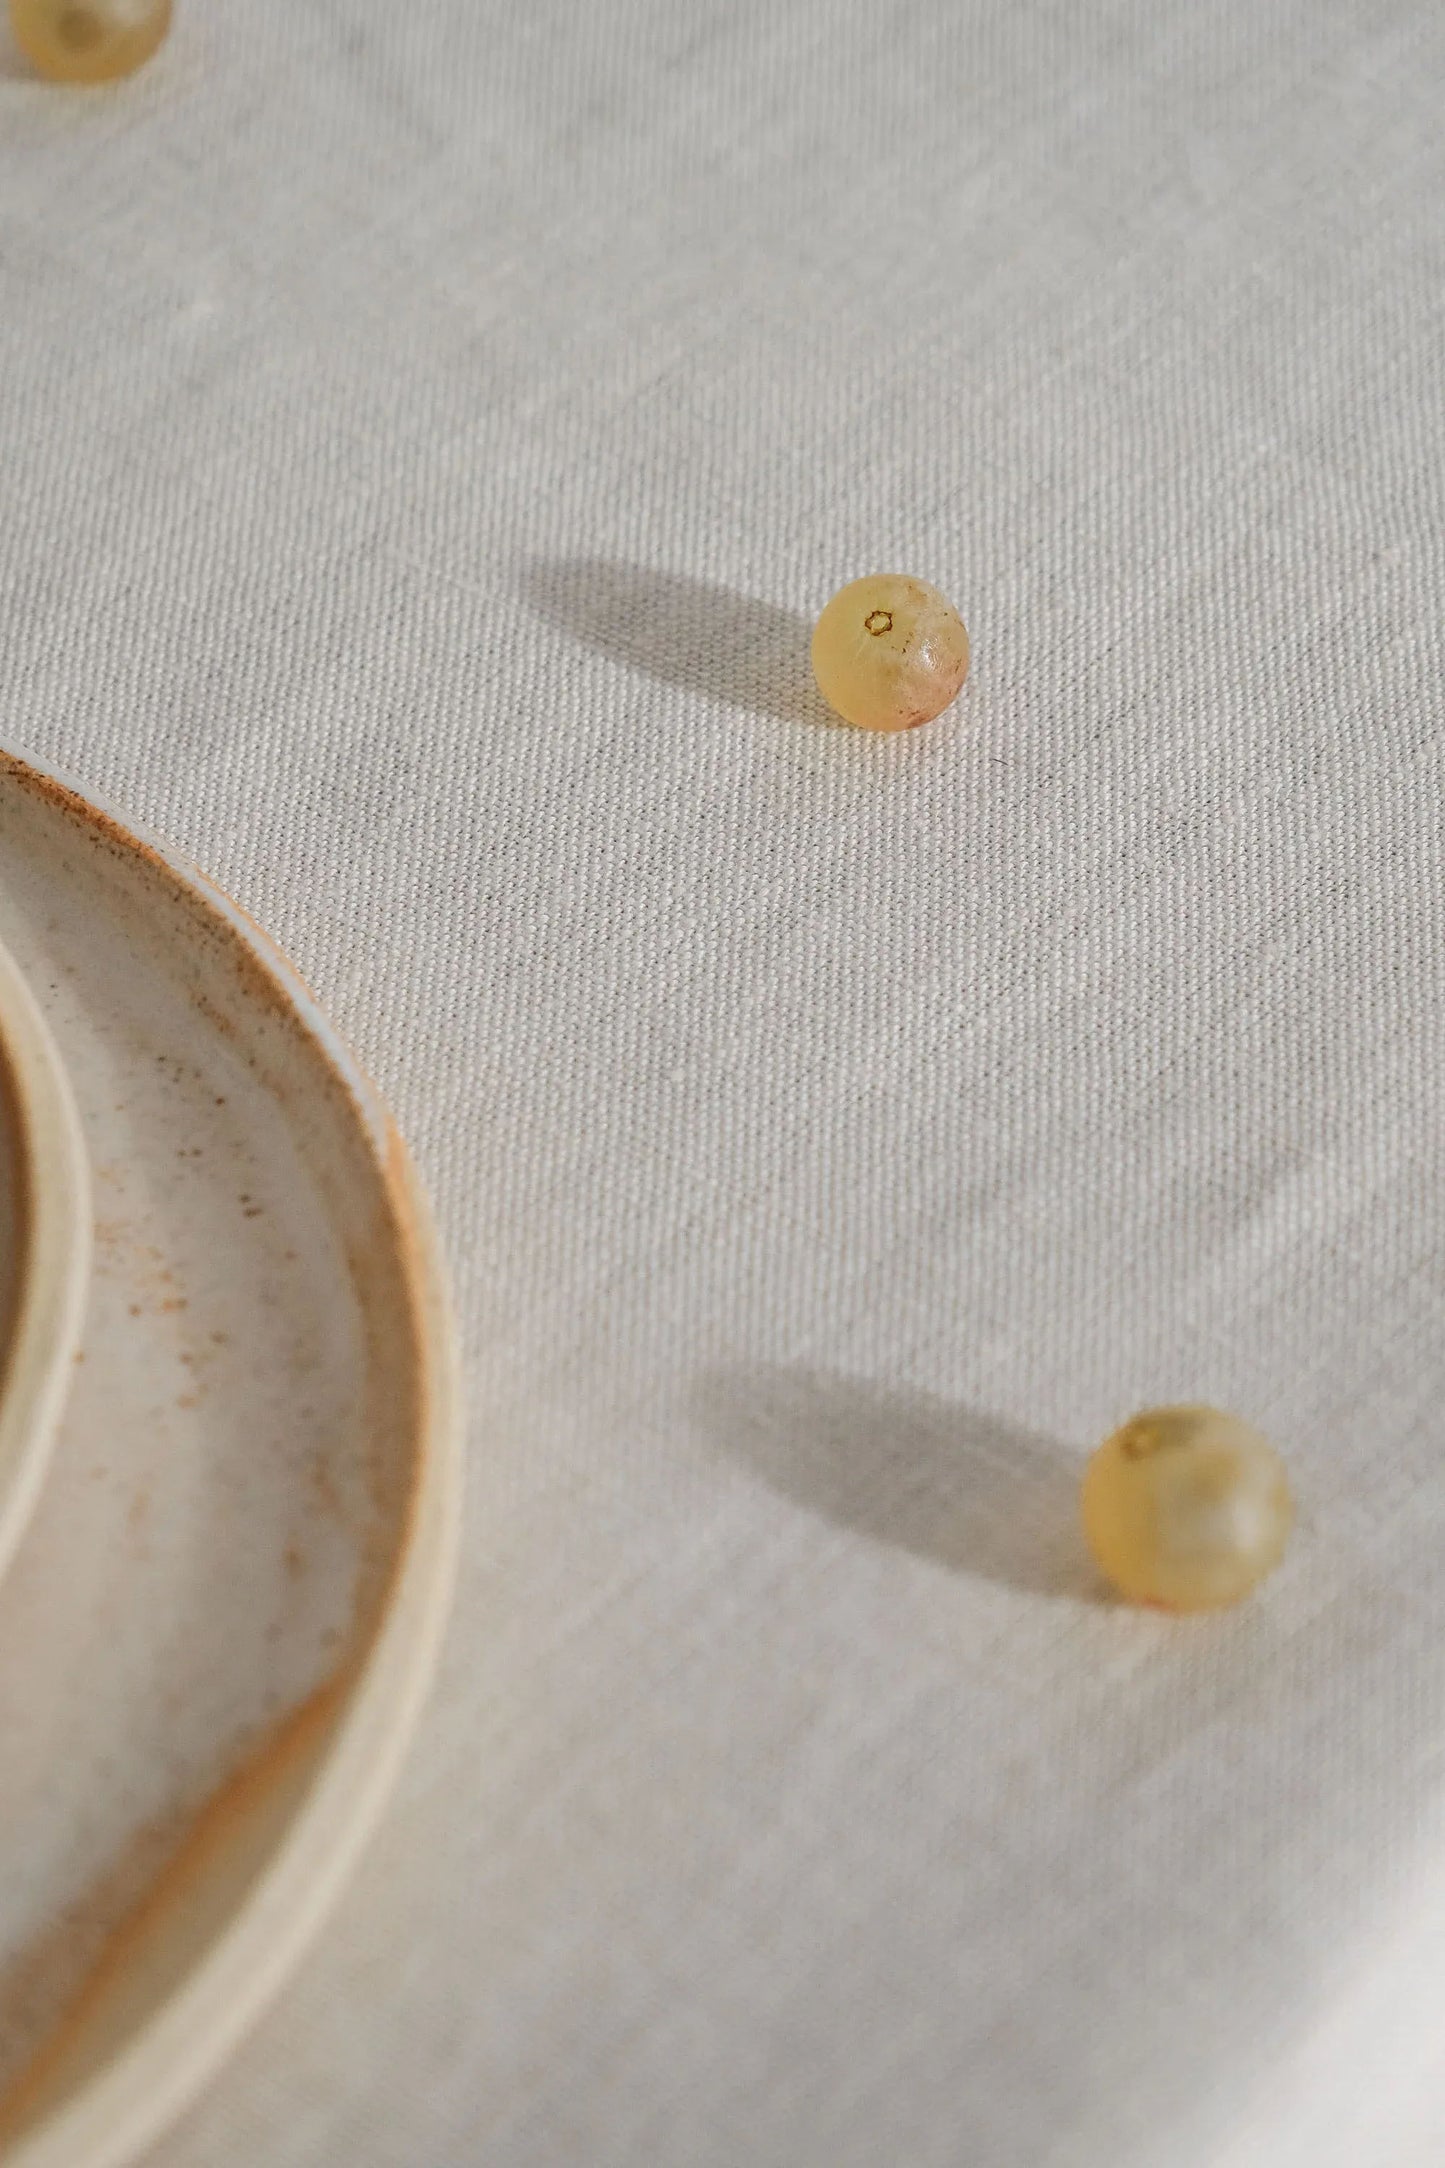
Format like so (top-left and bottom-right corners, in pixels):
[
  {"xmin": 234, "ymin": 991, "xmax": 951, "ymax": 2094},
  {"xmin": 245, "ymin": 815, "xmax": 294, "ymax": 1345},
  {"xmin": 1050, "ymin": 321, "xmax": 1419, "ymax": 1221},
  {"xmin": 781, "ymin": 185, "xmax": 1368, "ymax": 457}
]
[
  {"xmin": 811, "ymin": 575, "xmax": 970, "ymax": 732},
  {"xmin": 9, "ymin": 0, "xmax": 170, "ymax": 81},
  {"xmin": 1081, "ymin": 1404, "xmax": 1292, "ymax": 1613}
]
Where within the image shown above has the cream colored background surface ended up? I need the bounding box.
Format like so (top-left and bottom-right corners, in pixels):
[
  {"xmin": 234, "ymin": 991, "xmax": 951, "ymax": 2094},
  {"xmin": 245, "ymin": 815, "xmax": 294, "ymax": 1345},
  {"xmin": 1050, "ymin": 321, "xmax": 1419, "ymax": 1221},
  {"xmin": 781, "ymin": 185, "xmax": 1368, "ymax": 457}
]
[{"xmin": 4, "ymin": 2, "xmax": 1445, "ymax": 2162}]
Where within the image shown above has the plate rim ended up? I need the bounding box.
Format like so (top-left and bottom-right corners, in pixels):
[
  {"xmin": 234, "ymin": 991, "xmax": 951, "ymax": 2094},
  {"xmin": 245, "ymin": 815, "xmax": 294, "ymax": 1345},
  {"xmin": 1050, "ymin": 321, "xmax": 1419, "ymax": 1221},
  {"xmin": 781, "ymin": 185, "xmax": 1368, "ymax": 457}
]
[
  {"xmin": 0, "ymin": 923, "xmax": 92, "ymax": 1595},
  {"xmin": 0, "ymin": 742, "xmax": 465, "ymax": 2168}
]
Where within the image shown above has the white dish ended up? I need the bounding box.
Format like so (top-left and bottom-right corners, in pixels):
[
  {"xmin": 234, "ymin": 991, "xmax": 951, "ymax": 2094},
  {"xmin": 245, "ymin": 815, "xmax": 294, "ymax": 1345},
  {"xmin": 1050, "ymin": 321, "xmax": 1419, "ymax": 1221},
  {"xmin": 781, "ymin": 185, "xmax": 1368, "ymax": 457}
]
[
  {"xmin": 0, "ymin": 747, "xmax": 463, "ymax": 2168},
  {"xmin": 0, "ymin": 929, "xmax": 90, "ymax": 1594}
]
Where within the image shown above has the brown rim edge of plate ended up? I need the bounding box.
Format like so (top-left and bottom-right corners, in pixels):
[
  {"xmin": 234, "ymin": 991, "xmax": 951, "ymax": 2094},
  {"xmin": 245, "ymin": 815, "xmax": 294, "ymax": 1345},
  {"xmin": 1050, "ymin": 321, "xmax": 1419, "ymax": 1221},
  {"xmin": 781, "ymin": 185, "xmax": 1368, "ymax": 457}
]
[{"xmin": 0, "ymin": 747, "xmax": 464, "ymax": 2168}]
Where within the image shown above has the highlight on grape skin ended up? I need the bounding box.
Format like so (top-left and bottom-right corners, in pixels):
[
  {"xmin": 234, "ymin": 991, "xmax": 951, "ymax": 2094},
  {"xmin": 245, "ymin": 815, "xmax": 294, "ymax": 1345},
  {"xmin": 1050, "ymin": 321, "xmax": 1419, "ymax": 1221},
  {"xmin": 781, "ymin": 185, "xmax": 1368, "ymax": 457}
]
[
  {"xmin": 810, "ymin": 574, "xmax": 970, "ymax": 732},
  {"xmin": 1081, "ymin": 1404, "xmax": 1293, "ymax": 1613},
  {"xmin": 9, "ymin": 0, "xmax": 171, "ymax": 83}
]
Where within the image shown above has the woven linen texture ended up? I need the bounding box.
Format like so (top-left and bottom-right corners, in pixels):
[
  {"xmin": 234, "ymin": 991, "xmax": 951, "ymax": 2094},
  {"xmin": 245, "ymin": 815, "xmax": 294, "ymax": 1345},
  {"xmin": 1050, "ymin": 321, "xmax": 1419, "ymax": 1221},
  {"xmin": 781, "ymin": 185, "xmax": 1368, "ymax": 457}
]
[{"xmin": 3, "ymin": 2, "xmax": 1445, "ymax": 2161}]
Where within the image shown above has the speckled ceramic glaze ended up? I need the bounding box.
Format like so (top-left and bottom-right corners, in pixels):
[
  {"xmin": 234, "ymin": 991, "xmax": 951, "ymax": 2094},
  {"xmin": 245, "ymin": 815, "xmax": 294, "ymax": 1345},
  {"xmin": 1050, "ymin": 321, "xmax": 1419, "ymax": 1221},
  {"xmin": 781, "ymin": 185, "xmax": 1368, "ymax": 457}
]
[
  {"xmin": 0, "ymin": 929, "xmax": 90, "ymax": 1596},
  {"xmin": 0, "ymin": 748, "xmax": 463, "ymax": 2168}
]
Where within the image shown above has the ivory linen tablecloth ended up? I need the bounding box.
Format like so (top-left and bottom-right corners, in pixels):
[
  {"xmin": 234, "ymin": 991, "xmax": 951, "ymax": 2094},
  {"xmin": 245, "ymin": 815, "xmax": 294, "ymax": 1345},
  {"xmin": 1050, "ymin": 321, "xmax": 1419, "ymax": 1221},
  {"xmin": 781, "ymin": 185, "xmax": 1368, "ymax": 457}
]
[{"xmin": 4, "ymin": 2, "xmax": 1445, "ymax": 2162}]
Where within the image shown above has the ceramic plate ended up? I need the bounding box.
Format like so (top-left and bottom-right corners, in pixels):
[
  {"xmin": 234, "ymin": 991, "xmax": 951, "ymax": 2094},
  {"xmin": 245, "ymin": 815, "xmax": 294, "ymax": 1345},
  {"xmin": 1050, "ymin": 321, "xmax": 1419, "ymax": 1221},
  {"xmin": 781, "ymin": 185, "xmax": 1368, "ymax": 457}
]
[
  {"xmin": 0, "ymin": 929, "xmax": 90, "ymax": 1593},
  {"xmin": 0, "ymin": 748, "xmax": 463, "ymax": 2168}
]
